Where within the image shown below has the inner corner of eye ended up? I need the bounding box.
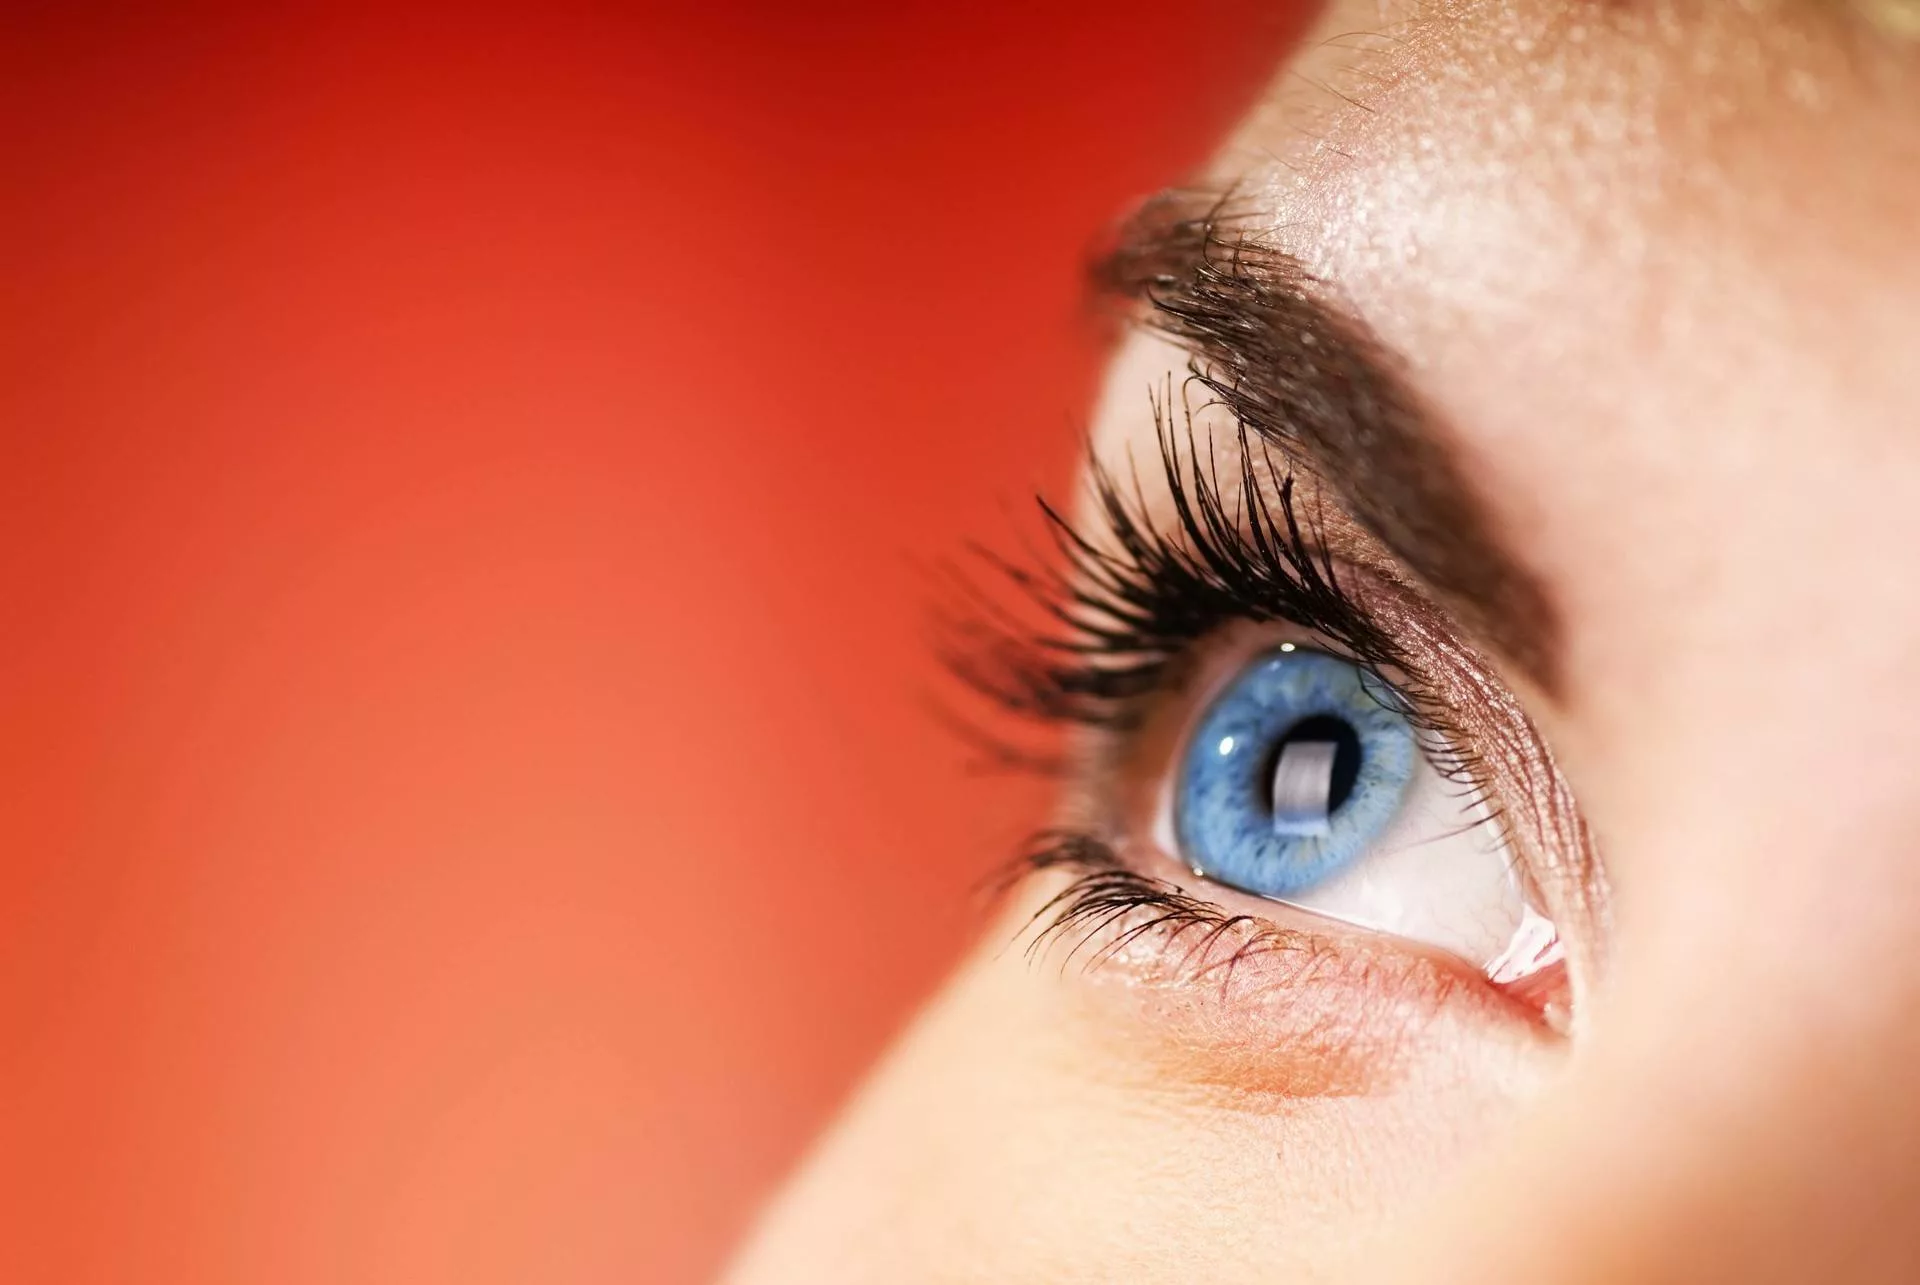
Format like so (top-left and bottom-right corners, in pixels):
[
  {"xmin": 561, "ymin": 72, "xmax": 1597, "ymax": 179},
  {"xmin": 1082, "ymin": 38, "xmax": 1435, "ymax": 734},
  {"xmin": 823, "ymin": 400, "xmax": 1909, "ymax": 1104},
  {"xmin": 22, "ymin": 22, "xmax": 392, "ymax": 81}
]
[{"xmin": 1152, "ymin": 644, "xmax": 1541, "ymax": 977}]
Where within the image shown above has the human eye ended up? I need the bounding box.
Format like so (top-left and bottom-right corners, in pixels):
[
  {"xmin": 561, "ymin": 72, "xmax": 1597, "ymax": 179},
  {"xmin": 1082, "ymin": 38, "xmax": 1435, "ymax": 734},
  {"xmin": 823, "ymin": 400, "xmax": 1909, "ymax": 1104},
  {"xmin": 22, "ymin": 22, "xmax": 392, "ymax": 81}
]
[
  {"xmin": 1164, "ymin": 639, "xmax": 1524, "ymax": 971},
  {"xmin": 944, "ymin": 209, "xmax": 1606, "ymax": 1047},
  {"xmin": 951, "ymin": 421, "xmax": 1591, "ymax": 1044}
]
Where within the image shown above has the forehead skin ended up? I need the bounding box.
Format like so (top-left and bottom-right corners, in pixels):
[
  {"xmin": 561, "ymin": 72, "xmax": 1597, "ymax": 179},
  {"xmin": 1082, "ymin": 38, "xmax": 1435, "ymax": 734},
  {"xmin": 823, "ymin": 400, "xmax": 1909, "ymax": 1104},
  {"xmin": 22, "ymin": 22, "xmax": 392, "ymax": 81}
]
[{"xmin": 1095, "ymin": 2, "xmax": 1920, "ymax": 1279}]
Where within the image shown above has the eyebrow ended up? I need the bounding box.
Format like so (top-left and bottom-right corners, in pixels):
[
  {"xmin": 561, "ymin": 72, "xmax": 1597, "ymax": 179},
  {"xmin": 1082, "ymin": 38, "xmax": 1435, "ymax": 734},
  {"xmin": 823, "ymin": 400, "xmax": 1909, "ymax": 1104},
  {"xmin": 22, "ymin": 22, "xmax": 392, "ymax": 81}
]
[{"xmin": 1092, "ymin": 189, "xmax": 1564, "ymax": 697}]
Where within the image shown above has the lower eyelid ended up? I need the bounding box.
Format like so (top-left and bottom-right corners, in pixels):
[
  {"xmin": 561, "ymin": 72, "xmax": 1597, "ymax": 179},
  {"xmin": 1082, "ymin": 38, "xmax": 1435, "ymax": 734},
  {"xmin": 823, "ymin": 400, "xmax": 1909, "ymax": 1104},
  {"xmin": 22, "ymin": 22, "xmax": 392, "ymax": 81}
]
[{"xmin": 1018, "ymin": 853, "xmax": 1558, "ymax": 1101}]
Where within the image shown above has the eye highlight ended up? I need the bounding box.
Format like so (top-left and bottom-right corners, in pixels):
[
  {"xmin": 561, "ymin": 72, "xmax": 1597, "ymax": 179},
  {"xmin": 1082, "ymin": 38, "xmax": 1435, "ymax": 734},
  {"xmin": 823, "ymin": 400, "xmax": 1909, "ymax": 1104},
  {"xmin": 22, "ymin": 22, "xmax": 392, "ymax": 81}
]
[{"xmin": 1176, "ymin": 648, "xmax": 1416, "ymax": 897}]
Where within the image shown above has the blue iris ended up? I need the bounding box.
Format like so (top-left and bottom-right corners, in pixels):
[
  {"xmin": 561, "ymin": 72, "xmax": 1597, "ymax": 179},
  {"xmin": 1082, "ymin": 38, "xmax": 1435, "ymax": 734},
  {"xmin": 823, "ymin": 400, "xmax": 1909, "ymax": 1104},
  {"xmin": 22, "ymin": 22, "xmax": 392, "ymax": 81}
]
[{"xmin": 1175, "ymin": 649, "xmax": 1417, "ymax": 899}]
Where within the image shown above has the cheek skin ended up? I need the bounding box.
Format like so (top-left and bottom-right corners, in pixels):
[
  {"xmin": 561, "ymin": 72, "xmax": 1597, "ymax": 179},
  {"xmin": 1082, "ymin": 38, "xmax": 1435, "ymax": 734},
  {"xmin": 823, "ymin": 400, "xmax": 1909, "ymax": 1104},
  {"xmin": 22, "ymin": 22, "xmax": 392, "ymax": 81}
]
[{"xmin": 726, "ymin": 889, "xmax": 1554, "ymax": 1285}]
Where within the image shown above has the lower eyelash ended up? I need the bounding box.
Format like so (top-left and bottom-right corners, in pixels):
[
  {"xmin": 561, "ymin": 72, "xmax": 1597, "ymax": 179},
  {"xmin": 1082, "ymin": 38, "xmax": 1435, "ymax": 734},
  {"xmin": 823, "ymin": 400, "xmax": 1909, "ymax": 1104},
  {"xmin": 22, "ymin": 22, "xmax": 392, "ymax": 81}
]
[
  {"xmin": 1016, "ymin": 829, "xmax": 1326, "ymax": 989},
  {"xmin": 1014, "ymin": 829, "xmax": 1564, "ymax": 1087}
]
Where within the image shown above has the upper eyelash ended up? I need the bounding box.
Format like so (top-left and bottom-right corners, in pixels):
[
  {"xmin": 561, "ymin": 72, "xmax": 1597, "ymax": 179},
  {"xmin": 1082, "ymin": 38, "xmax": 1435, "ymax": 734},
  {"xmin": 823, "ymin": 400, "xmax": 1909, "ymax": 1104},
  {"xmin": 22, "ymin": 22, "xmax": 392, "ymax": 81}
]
[{"xmin": 937, "ymin": 390, "xmax": 1452, "ymax": 749}]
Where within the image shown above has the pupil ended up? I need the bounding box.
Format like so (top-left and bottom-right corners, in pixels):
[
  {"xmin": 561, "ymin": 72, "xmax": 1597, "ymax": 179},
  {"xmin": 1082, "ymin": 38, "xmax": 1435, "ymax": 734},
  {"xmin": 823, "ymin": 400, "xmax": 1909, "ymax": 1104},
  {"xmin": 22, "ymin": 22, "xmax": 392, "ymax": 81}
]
[{"xmin": 1269, "ymin": 715, "xmax": 1362, "ymax": 814}]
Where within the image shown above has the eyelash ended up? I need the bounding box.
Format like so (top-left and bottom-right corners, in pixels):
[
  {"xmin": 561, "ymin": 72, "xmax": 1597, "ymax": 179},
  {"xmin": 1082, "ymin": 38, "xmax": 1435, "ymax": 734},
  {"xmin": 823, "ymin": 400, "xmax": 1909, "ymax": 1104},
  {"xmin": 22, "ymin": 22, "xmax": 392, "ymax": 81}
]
[
  {"xmin": 946, "ymin": 398, "xmax": 1402, "ymax": 732},
  {"xmin": 942, "ymin": 397, "xmax": 1502, "ymax": 973},
  {"xmin": 1013, "ymin": 829, "xmax": 1339, "ymax": 990}
]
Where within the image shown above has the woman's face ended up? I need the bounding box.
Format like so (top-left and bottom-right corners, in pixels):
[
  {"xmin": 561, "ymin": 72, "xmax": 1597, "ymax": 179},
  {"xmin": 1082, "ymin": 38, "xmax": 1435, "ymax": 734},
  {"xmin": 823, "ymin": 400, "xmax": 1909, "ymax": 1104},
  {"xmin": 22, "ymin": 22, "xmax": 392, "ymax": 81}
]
[{"xmin": 731, "ymin": 3, "xmax": 1920, "ymax": 1281}]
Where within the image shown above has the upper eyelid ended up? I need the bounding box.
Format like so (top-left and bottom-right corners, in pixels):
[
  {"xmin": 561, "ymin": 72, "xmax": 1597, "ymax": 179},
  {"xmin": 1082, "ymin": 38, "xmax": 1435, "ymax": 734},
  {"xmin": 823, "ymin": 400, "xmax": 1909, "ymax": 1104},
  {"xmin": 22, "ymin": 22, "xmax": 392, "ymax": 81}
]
[
  {"xmin": 938, "ymin": 394, "xmax": 1506, "ymax": 789},
  {"xmin": 939, "ymin": 388, "xmax": 1584, "ymax": 854}
]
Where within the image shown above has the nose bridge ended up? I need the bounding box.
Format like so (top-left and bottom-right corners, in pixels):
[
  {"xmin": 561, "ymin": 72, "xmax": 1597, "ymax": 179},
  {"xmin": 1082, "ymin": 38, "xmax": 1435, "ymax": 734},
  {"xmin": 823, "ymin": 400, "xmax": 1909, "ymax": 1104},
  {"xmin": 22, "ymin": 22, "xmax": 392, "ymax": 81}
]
[
  {"xmin": 1615, "ymin": 683, "xmax": 1920, "ymax": 1262},
  {"xmin": 1382, "ymin": 885, "xmax": 1920, "ymax": 1285},
  {"xmin": 1533, "ymin": 658, "xmax": 1920, "ymax": 1281},
  {"xmin": 1575, "ymin": 451, "xmax": 1920, "ymax": 953},
  {"xmin": 1601, "ymin": 919, "xmax": 1920, "ymax": 1279},
  {"xmin": 1438, "ymin": 546, "xmax": 1920, "ymax": 1281},
  {"xmin": 1526, "ymin": 926, "xmax": 1920, "ymax": 1283},
  {"xmin": 1629, "ymin": 570, "xmax": 1920, "ymax": 969}
]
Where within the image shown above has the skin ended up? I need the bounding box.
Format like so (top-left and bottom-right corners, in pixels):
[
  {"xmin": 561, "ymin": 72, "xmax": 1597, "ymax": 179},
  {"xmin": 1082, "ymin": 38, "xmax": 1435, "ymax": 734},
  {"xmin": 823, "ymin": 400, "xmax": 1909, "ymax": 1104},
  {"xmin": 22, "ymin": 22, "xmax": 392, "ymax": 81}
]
[{"xmin": 727, "ymin": 2, "xmax": 1920, "ymax": 1281}]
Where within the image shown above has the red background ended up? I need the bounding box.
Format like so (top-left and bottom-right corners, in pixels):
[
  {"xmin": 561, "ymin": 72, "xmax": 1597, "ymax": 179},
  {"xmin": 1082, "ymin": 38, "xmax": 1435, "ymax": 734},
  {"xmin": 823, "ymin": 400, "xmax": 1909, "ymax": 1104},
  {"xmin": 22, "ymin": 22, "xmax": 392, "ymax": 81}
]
[{"xmin": 1, "ymin": 6, "xmax": 1297, "ymax": 1282}]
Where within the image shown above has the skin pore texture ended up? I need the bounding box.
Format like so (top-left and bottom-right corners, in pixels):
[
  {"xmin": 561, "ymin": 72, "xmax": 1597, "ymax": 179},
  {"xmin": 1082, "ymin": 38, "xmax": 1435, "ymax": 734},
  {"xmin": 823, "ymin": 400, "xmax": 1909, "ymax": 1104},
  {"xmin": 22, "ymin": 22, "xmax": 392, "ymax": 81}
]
[{"xmin": 728, "ymin": 3, "xmax": 1920, "ymax": 1282}]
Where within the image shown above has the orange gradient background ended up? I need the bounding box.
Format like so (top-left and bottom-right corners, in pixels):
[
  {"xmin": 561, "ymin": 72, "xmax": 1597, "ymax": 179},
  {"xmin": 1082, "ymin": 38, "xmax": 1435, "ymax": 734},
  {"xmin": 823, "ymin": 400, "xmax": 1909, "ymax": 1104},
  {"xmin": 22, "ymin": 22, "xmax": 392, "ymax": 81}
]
[{"xmin": 2, "ymin": 6, "xmax": 1298, "ymax": 1282}]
